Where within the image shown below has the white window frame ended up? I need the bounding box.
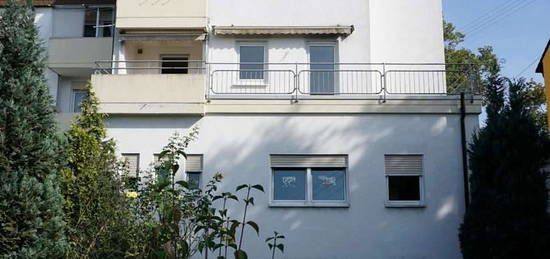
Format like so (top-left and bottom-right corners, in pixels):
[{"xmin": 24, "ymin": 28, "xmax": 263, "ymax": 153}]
[
  {"xmin": 236, "ymin": 41, "xmax": 268, "ymax": 86},
  {"xmin": 269, "ymin": 157, "xmax": 350, "ymax": 208},
  {"xmin": 384, "ymin": 154, "xmax": 426, "ymax": 208},
  {"xmin": 72, "ymin": 89, "xmax": 87, "ymax": 113},
  {"xmin": 306, "ymin": 41, "xmax": 339, "ymax": 94}
]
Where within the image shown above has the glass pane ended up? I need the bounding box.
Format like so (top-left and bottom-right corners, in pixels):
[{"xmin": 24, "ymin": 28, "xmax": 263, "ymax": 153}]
[
  {"xmin": 187, "ymin": 172, "xmax": 201, "ymax": 189},
  {"xmin": 239, "ymin": 46, "xmax": 264, "ymax": 79},
  {"xmin": 98, "ymin": 8, "xmax": 113, "ymax": 37},
  {"xmin": 83, "ymin": 8, "xmax": 97, "ymax": 37},
  {"xmin": 312, "ymin": 169, "xmax": 345, "ymax": 201},
  {"xmin": 73, "ymin": 91, "xmax": 88, "ymax": 113},
  {"xmin": 161, "ymin": 57, "xmax": 189, "ymax": 74},
  {"xmin": 388, "ymin": 176, "xmax": 421, "ymax": 201},
  {"xmin": 273, "ymin": 169, "xmax": 306, "ymax": 200},
  {"xmin": 309, "ymin": 46, "xmax": 335, "ymax": 94}
]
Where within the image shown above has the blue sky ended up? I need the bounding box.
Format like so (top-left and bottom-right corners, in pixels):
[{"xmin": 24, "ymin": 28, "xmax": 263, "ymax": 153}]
[{"xmin": 443, "ymin": 0, "xmax": 550, "ymax": 83}]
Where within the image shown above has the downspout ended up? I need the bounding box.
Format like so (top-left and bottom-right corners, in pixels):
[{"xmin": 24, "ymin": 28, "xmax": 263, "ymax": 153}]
[{"xmin": 460, "ymin": 92, "xmax": 470, "ymax": 208}]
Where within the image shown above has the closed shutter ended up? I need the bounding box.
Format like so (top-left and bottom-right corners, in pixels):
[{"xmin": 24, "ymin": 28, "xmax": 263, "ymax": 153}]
[
  {"xmin": 270, "ymin": 155, "xmax": 347, "ymax": 168},
  {"xmin": 384, "ymin": 155, "xmax": 423, "ymax": 175},
  {"xmin": 186, "ymin": 155, "xmax": 203, "ymax": 172},
  {"xmin": 122, "ymin": 154, "xmax": 139, "ymax": 176}
]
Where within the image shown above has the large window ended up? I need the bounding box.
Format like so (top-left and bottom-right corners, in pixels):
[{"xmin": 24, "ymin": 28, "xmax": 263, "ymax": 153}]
[
  {"xmin": 239, "ymin": 44, "xmax": 265, "ymax": 80},
  {"xmin": 270, "ymin": 155, "xmax": 348, "ymax": 207},
  {"xmin": 84, "ymin": 7, "xmax": 114, "ymax": 38},
  {"xmin": 384, "ymin": 154, "xmax": 425, "ymax": 207},
  {"xmin": 309, "ymin": 44, "xmax": 336, "ymax": 94}
]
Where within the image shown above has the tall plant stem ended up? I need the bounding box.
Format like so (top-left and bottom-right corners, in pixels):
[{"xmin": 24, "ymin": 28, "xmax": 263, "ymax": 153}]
[
  {"xmin": 237, "ymin": 187, "xmax": 251, "ymax": 250},
  {"xmin": 271, "ymin": 237, "xmax": 277, "ymax": 259},
  {"xmin": 219, "ymin": 198, "xmax": 227, "ymax": 258}
]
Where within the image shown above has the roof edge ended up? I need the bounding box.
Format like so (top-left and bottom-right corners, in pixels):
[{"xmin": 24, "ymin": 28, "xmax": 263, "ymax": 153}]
[{"xmin": 536, "ymin": 39, "xmax": 550, "ymax": 74}]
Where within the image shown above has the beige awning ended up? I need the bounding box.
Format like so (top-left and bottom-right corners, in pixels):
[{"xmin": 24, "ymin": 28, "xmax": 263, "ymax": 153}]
[
  {"xmin": 213, "ymin": 26, "xmax": 354, "ymax": 37},
  {"xmin": 119, "ymin": 30, "xmax": 206, "ymax": 41}
]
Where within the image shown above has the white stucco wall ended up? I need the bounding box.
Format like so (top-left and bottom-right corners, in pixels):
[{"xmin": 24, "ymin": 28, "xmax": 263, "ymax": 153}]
[{"xmin": 106, "ymin": 113, "xmax": 478, "ymax": 259}]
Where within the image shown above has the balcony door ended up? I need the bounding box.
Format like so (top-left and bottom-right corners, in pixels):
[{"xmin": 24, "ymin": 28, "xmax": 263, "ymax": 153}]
[{"xmin": 309, "ymin": 45, "xmax": 335, "ymax": 94}]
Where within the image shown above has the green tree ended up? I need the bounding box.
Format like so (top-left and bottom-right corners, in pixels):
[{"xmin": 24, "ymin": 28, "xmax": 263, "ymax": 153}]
[
  {"xmin": 61, "ymin": 83, "xmax": 135, "ymax": 258},
  {"xmin": 443, "ymin": 21, "xmax": 501, "ymax": 94},
  {"xmin": 459, "ymin": 77, "xmax": 550, "ymax": 259},
  {"xmin": 0, "ymin": 1, "xmax": 68, "ymax": 257}
]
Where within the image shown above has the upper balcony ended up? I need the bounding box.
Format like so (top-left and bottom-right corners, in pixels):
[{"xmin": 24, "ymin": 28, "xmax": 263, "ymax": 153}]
[
  {"xmin": 92, "ymin": 61, "xmax": 480, "ymax": 115},
  {"xmin": 116, "ymin": 0, "xmax": 207, "ymax": 31}
]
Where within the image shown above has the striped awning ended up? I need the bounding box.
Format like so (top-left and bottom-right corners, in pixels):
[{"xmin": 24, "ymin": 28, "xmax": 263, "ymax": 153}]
[{"xmin": 213, "ymin": 26, "xmax": 354, "ymax": 37}]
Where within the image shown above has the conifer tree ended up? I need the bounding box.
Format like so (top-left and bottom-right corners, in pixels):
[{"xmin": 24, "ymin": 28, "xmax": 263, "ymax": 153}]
[
  {"xmin": 0, "ymin": 1, "xmax": 68, "ymax": 257},
  {"xmin": 459, "ymin": 77, "xmax": 550, "ymax": 259},
  {"xmin": 62, "ymin": 83, "xmax": 134, "ymax": 257}
]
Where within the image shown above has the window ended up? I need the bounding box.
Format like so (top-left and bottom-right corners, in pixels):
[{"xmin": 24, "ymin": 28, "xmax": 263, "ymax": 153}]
[
  {"xmin": 185, "ymin": 155, "xmax": 203, "ymax": 189},
  {"xmin": 309, "ymin": 44, "xmax": 336, "ymax": 94},
  {"xmin": 84, "ymin": 7, "xmax": 114, "ymax": 38},
  {"xmin": 384, "ymin": 154, "xmax": 425, "ymax": 207},
  {"xmin": 270, "ymin": 155, "xmax": 348, "ymax": 207},
  {"xmin": 122, "ymin": 153, "xmax": 140, "ymax": 178},
  {"xmin": 72, "ymin": 90, "xmax": 88, "ymax": 113},
  {"xmin": 161, "ymin": 56, "xmax": 189, "ymax": 74},
  {"xmin": 239, "ymin": 44, "xmax": 265, "ymax": 79}
]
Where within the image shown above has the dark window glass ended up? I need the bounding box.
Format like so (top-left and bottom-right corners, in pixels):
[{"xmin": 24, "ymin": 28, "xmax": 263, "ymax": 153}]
[
  {"xmin": 239, "ymin": 46, "xmax": 264, "ymax": 79},
  {"xmin": 273, "ymin": 169, "xmax": 306, "ymax": 200},
  {"xmin": 309, "ymin": 46, "xmax": 335, "ymax": 94},
  {"xmin": 388, "ymin": 176, "xmax": 421, "ymax": 201},
  {"xmin": 83, "ymin": 9, "xmax": 97, "ymax": 37},
  {"xmin": 161, "ymin": 57, "xmax": 189, "ymax": 74},
  {"xmin": 312, "ymin": 169, "xmax": 345, "ymax": 200},
  {"xmin": 99, "ymin": 8, "xmax": 113, "ymax": 37},
  {"xmin": 187, "ymin": 172, "xmax": 201, "ymax": 189}
]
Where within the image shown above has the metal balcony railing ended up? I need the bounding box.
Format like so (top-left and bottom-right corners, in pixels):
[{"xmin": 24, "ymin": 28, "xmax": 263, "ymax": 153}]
[{"xmin": 94, "ymin": 61, "xmax": 478, "ymax": 100}]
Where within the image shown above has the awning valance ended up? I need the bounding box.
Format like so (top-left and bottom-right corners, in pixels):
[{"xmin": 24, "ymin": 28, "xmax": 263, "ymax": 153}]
[{"xmin": 213, "ymin": 26, "xmax": 354, "ymax": 37}]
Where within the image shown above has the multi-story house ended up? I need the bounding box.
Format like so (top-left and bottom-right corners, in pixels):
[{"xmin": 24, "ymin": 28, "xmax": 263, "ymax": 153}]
[{"xmin": 3, "ymin": 0, "xmax": 482, "ymax": 258}]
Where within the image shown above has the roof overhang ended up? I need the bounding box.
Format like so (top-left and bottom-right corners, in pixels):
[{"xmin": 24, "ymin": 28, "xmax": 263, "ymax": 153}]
[{"xmin": 212, "ymin": 25, "xmax": 354, "ymax": 37}]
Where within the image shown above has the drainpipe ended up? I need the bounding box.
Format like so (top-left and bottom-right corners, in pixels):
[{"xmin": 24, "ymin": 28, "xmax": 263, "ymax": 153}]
[{"xmin": 460, "ymin": 92, "xmax": 470, "ymax": 208}]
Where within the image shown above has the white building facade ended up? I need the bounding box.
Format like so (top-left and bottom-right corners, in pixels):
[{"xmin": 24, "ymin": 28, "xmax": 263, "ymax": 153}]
[{"xmin": 13, "ymin": 0, "xmax": 482, "ymax": 258}]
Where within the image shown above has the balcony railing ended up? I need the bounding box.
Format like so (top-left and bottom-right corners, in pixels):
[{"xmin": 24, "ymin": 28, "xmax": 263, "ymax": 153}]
[{"xmin": 95, "ymin": 61, "xmax": 478, "ymax": 100}]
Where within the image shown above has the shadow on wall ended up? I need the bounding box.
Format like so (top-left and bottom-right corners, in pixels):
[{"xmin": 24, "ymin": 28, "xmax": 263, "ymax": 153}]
[
  {"xmin": 187, "ymin": 113, "xmax": 464, "ymax": 258},
  {"xmin": 108, "ymin": 112, "xmax": 467, "ymax": 259}
]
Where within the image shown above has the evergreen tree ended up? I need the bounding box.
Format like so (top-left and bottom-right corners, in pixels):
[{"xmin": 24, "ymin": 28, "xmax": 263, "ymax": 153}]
[
  {"xmin": 459, "ymin": 77, "xmax": 550, "ymax": 259},
  {"xmin": 61, "ymin": 83, "xmax": 134, "ymax": 257},
  {"xmin": 0, "ymin": 1, "xmax": 68, "ymax": 257}
]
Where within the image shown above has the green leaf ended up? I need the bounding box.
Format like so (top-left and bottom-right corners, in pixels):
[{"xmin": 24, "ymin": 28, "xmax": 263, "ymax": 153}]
[
  {"xmin": 278, "ymin": 235, "xmax": 285, "ymax": 239},
  {"xmin": 180, "ymin": 240, "xmax": 189, "ymax": 257},
  {"xmin": 234, "ymin": 250, "xmax": 248, "ymax": 259},
  {"xmin": 236, "ymin": 184, "xmax": 248, "ymax": 192},
  {"xmin": 265, "ymin": 237, "xmax": 274, "ymax": 242},
  {"xmin": 228, "ymin": 243, "xmax": 238, "ymax": 250},
  {"xmin": 268, "ymin": 243, "xmax": 273, "ymax": 249},
  {"xmin": 246, "ymin": 221, "xmax": 260, "ymax": 236},
  {"xmin": 175, "ymin": 180, "xmax": 189, "ymax": 188},
  {"xmin": 247, "ymin": 197, "xmax": 254, "ymax": 206},
  {"xmin": 276, "ymin": 244, "xmax": 284, "ymax": 253},
  {"xmin": 251, "ymin": 184, "xmax": 265, "ymax": 192},
  {"xmin": 229, "ymin": 220, "xmax": 240, "ymax": 235}
]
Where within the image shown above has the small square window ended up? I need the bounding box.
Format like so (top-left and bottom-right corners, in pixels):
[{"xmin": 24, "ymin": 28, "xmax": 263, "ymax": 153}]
[
  {"xmin": 312, "ymin": 169, "xmax": 346, "ymax": 201},
  {"xmin": 73, "ymin": 90, "xmax": 88, "ymax": 113},
  {"xmin": 273, "ymin": 169, "xmax": 306, "ymax": 201},
  {"xmin": 388, "ymin": 176, "xmax": 420, "ymax": 201},
  {"xmin": 239, "ymin": 45, "xmax": 264, "ymax": 79}
]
